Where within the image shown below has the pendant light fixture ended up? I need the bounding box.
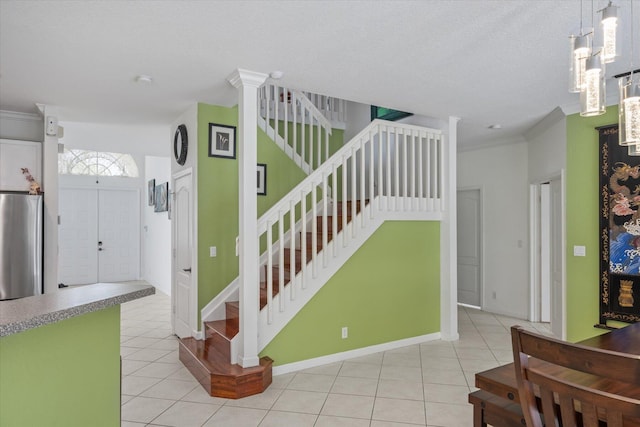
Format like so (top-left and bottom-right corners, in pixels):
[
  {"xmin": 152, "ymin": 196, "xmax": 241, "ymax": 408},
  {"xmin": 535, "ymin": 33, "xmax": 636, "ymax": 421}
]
[
  {"xmin": 581, "ymin": 52, "xmax": 606, "ymax": 116},
  {"xmin": 569, "ymin": 0, "xmax": 592, "ymax": 93},
  {"xmin": 570, "ymin": 34, "xmax": 592, "ymax": 93},
  {"xmin": 619, "ymin": 0, "xmax": 639, "ymax": 146},
  {"xmin": 620, "ymin": 74, "xmax": 640, "ymax": 145},
  {"xmin": 601, "ymin": 2, "xmax": 618, "ymax": 63}
]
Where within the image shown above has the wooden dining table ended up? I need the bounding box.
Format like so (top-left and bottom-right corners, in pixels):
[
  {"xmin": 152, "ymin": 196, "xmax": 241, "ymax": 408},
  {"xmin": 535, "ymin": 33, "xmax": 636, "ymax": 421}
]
[{"xmin": 469, "ymin": 322, "xmax": 640, "ymax": 427}]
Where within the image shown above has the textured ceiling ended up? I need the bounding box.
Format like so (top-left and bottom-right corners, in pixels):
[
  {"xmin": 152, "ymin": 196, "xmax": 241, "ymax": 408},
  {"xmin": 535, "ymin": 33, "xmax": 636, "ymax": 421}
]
[{"xmin": 0, "ymin": 0, "xmax": 638, "ymax": 149}]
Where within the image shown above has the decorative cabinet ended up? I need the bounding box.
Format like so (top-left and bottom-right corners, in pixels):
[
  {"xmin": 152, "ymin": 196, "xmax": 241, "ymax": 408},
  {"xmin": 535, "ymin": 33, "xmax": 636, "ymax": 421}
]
[{"xmin": 0, "ymin": 139, "xmax": 42, "ymax": 192}]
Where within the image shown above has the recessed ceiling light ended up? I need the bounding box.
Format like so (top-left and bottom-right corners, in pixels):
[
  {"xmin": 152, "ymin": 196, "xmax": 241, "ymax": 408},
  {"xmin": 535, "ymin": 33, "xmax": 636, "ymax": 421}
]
[
  {"xmin": 488, "ymin": 124, "xmax": 502, "ymax": 130},
  {"xmin": 270, "ymin": 71, "xmax": 284, "ymax": 80},
  {"xmin": 134, "ymin": 75, "xmax": 153, "ymax": 84}
]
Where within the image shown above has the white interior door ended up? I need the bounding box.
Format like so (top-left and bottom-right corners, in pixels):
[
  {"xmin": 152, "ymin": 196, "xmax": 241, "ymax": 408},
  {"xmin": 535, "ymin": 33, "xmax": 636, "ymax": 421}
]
[
  {"xmin": 173, "ymin": 172, "xmax": 193, "ymax": 338},
  {"xmin": 58, "ymin": 187, "xmax": 140, "ymax": 285},
  {"xmin": 457, "ymin": 189, "xmax": 482, "ymax": 307},
  {"xmin": 549, "ymin": 178, "xmax": 564, "ymax": 338},
  {"xmin": 98, "ymin": 189, "xmax": 140, "ymax": 283},
  {"xmin": 58, "ymin": 188, "xmax": 99, "ymax": 285},
  {"xmin": 540, "ymin": 184, "xmax": 551, "ymax": 322}
]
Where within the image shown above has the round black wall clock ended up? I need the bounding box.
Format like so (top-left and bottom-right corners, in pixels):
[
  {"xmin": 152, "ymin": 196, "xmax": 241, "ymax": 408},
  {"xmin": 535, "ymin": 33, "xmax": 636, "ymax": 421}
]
[{"xmin": 174, "ymin": 124, "xmax": 188, "ymax": 166}]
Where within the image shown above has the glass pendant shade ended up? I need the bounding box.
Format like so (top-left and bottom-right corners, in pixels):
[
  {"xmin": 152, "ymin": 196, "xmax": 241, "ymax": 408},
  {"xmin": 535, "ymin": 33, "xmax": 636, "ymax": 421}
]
[
  {"xmin": 580, "ymin": 53, "xmax": 606, "ymax": 117},
  {"xmin": 601, "ymin": 3, "xmax": 618, "ymax": 63},
  {"xmin": 569, "ymin": 34, "xmax": 592, "ymax": 93},
  {"xmin": 619, "ymin": 74, "xmax": 640, "ymax": 146}
]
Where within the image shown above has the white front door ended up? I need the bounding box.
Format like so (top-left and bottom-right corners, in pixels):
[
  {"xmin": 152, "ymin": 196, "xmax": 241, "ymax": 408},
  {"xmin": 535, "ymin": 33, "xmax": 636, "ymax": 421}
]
[
  {"xmin": 457, "ymin": 189, "xmax": 482, "ymax": 307},
  {"xmin": 97, "ymin": 189, "xmax": 140, "ymax": 282},
  {"xmin": 59, "ymin": 188, "xmax": 99, "ymax": 285},
  {"xmin": 173, "ymin": 171, "xmax": 193, "ymax": 338},
  {"xmin": 58, "ymin": 187, "xmax": 140, "ymax": 285}
]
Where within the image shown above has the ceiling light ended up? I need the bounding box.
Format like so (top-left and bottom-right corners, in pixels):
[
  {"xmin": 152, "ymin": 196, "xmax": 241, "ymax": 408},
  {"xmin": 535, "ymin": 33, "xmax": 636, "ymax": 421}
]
[
  {"xmin": 619, "ymin": 74, "xmax": 640, "ymax": 145},
  {"xmin": 580, "ymin": 53, "xmax": 606, "ymax": 117},
  {"xmin": 569, "ymin": 34, "xmax": 592, "ymax": 93},
  {"xmin": 618, "ymin": 0, "xmax": 639, "ymax": 146},
  {"xmin": 269, "ymin": 71, "xmax": 284, "ymax": 80},
  {"xmin": 134, "ymin": 75, "xmax": 153, "ymax": 84},
  {"xmin": 601, "ymin": 2, "xmax": 618, "ymax": 64}
]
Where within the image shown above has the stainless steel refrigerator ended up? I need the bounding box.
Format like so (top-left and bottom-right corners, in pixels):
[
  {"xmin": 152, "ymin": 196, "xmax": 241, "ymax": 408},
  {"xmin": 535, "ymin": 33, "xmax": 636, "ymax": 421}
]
[{"xmin": 0, "ymin": 192, "xmax": 43, "ymax": 300}]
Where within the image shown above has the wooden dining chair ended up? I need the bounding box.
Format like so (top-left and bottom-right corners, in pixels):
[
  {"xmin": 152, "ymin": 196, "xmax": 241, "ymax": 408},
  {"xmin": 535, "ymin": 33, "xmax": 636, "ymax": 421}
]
[{"xmin": 511, "ymin": 325, "xmax": 640, "ymax": 427}]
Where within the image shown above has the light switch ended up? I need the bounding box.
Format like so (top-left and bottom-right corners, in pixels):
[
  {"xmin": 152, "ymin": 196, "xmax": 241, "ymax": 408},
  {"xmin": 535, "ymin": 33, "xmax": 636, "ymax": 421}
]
[
  {"xmin": 210, "ymin": 246, "xmax": 217, "ymax": 257},
  {"xmin": 573, "ymin": 245, "xmax": 586, "ymax": 257}
]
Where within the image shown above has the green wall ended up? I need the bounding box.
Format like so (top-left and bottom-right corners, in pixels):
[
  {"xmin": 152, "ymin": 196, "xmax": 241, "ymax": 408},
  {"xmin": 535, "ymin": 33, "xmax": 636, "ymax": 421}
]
[
  {"xmin": 196, "ymin": 103, "xmax": 344, "ymax": 316},
  {"xmin": 260, "ymin": 221, "xmax": 440, "ymax": 365},
  {"xmin": 566, "ymin": 106, "xmax": 619, "ymax": 342},
  {"xmin": 0, "ymin": 306, "xmax": 121, "ymax": 427}
]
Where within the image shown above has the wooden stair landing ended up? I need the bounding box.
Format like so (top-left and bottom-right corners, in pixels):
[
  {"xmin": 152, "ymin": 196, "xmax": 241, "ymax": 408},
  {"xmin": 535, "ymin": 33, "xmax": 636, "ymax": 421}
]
[{"xmin": 179, "ymin": 301, "xmax": 272, "ymax": 399}]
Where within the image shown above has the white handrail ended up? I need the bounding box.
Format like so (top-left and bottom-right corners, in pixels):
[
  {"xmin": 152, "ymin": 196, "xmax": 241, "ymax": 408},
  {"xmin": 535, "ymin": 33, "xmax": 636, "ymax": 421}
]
[{"xmin": 257, "ymin": 119, "xmax": 444, "ymax": 323}]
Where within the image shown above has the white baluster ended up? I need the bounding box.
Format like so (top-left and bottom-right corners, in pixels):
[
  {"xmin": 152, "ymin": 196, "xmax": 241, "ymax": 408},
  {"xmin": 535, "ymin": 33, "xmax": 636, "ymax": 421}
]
[
  {"xmin": 266, "ymin": 221, "xmax": 273, "ymax": 323},
  {"xmin": 342, "ymin": 155, "xmax": 348, "ymax": 247},
  {"xmin": 439, "ymin": 135, "xmax": 444, "ymax": 211},
  {"xmin": 278, "ymin": 210, "xmax": 285, "ymax": 312},
  {"xmin": 351, "ymin": 147, "xmax": 357, "ymax": 237},
  {"xmin": 332, "ymin": 163, "xmax": 338, "ymax": 257},
  {"xmin": 386, "ymin": 126, "xmax": 391, "ymax": 211},
  {"xmin": 411, "ymin": 130, "xmax": 416, "ymax": 211},
  {"xmin": 311, "ymin": 185, "xmax": 318, "ymax": 277},
  {"xmin": 292, "ymin": 92, "xmax": 298, "ymax": 169},
  {"xmin": 377, "ymin": 124, "xmax": 383, "ymax": 212},
  {"xmin": 427, "ymin": 134, "xmax": 432, "ymax": 211},
  {"xmin": 301, "ymin": 189, "xmax": 307, "ymax": 288},
  {"xmin": 316, "ymin": 122, "xmax": 321, "ymax": 169},
  {"xmin": 418, "ymin": 132, "xmax": 424, "ymax": 211},
  {"xmin": 325, "ymin": 128, "xmax": 330, "ymax": 166},
  {"xmin": 360, "ymin": 140, "xmax": 366, "ymax": 227},
  {"xmin": 369, "ymin": 129, "xmax": 374, "ymax": 219},
  {"xmin": 289, "ymin": 199, "xmax": 295, "ymax": 301},
  {"xmin": 309, "ymin": 110, "xmax": 314, "ymax": 171},
  {"xmin": 301, "ymin": 104, "xmax": 306, "ymax": 169},
  {"xmin": 394, "ymin": 129, "xmax": 400, "ymax": 211},
  {"xmin": 283, "ymin": 87, "xmax": 288, "ymax": 154},
  {"xmin": 402, "ymin": 130, "xmax": 408, "ymax": 212},
  {"xmin": 322, "ymin": 174, "xmax": 328, "ymax": 267}
]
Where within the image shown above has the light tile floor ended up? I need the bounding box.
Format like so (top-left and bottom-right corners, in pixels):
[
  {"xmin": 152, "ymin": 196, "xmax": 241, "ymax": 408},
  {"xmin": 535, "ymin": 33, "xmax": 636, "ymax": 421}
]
[{"xmin": 120, "ymin": 290, "xmax": 553, "ymax": 427}]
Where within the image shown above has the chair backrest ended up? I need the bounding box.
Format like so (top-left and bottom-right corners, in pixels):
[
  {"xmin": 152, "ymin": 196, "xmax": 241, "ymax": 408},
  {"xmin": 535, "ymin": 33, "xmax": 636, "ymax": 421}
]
[{"xmin": 510, "ymin": 325, "xmax": 640, "ymax": 427}]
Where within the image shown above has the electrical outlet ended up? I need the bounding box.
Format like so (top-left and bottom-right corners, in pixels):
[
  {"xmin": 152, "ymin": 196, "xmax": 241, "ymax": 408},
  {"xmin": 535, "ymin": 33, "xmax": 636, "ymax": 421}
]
[
  {"xmin": 341, "ymin": 327, "xmax": 348, "ymax": 339},
  {"xmin": 210, "ymin": 246, "xmax": 217, "ymax": 257}
]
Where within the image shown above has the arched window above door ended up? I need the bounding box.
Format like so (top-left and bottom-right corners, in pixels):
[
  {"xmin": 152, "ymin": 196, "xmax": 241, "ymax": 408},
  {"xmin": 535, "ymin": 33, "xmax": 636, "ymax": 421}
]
[{"xmin": 58, "ymin": 149, "xmax": 139, "ymax": 177}]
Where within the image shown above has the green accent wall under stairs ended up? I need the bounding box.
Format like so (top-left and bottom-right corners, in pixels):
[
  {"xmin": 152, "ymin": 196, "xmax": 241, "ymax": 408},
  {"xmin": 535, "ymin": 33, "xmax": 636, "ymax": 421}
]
[
  {"xmin": 260, "ymin": 221, "xmax": 441, "ymax": 366},
  {"xmin": 565, "ymin": 106, "xmax": 619, "ymax": 342},
  {"xmin": 0, "ymin": 306, "xmax": 121, "ymax": 427},
  {"xmin": 196, "ymin": 103, "xmax": 344, "ymax": 319}
]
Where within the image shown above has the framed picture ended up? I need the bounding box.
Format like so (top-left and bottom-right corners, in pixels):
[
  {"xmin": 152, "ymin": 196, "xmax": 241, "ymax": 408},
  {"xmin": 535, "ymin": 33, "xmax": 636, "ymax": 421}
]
[
  {"xmin": 154, "ymin": 182, "xmax": 169, "ymax": 212},
  {"xmin": 257, "ymin": 163, "xmax": 267, "ymax": 196},
  {"xmin": 147, "ymin": 179, "xmax": 155, "ymax": 206},
  {"xmin": 208, "ymin": 123, "xmax": 236, "ymax": 159}
]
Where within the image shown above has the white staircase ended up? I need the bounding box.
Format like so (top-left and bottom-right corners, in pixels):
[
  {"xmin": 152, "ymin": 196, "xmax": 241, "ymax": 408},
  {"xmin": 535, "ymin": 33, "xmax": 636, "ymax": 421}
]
[{"xmin": 202, "ymin": 117, "xmax": 445, "ymax": 361}]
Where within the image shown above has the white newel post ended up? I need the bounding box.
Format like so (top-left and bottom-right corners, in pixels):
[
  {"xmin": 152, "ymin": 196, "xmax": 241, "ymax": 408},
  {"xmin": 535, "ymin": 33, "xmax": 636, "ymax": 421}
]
[
  {"xmin": 440, "ymin": 116, "xmax": 460, "ymax": 341},
  {"xmin": 227, "ymin": 69, "xmax": 268, "ymax": 368}
]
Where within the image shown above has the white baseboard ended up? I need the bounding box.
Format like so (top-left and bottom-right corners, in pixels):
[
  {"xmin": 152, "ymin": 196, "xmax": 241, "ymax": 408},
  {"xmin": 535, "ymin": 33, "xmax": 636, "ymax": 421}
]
[{"xmin": 271, "ymin": 332, "xmax": 441, "ymax": 376}]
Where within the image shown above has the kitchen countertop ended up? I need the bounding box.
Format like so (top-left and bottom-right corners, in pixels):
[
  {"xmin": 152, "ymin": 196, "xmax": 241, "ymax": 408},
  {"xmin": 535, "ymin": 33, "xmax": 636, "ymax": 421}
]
[{"xmin": 0, "ymin": 282, "xmax": 155, "ymax": 337}]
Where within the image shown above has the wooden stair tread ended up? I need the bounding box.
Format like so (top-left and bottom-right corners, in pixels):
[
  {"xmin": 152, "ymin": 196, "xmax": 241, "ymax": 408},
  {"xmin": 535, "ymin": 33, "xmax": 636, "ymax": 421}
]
[{"xmin": 204, "ymin": 319, "xmax": 238, "ymax": 340}]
